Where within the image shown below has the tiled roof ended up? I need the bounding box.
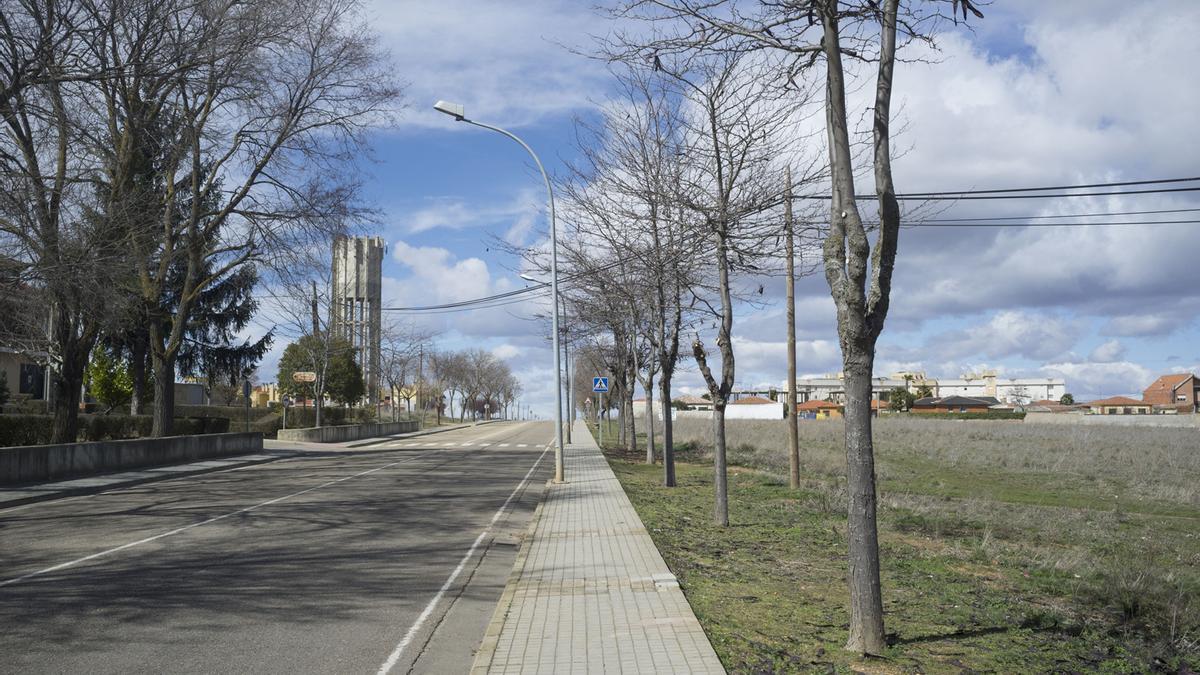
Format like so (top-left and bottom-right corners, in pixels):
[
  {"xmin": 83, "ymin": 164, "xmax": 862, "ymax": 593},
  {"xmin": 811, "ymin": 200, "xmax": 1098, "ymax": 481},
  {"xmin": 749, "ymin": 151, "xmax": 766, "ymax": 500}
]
[
  {"xmin": 797, "ymin": 399, "xmax": 839, "ymax": 410},
  {"xmin": 1087, "ymin": 396, "xmax": 1148, "ymax": 407},
  {"xmin": 731, "ymin": 396, "xmax": 776, "ymax": 405},
  {"xmin": 1145, "ymin": 373, "xmax": 1194, "ymax": 391}
]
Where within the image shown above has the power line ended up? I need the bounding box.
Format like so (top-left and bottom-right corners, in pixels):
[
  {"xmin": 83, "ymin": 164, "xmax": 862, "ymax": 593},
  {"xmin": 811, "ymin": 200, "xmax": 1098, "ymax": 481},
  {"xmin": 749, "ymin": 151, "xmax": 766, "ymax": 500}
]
[
  {"xmin": 911, "ymin": 218, "xmax": 1200, "ymax": 228},
  {"xmin": 898, "ymin": 175, "xmax": 1200, "ymax": 196},
  {"xmin": 915, "ymin": 207, "xmax": 1200, "ymax": 222},
  {"xmin": 796, "ymin": 176, "xmax": 1200, "ymax": 201}
]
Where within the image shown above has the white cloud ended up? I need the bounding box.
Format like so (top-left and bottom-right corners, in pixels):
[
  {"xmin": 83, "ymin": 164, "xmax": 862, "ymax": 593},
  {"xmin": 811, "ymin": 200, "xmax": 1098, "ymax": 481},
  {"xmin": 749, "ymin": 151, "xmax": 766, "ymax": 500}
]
[
  {"xmin": 402, "ymin": 188, "xmax": 542, "ymax": 240},
  {"xmin": 1040, "ymin": 360, "xmax": 1154, "ymax": 400},
  {"xmin": 366, "ymin": 0, "xmax": 610, "ymax": 129},
  {"xmin": 492, "ymin": 343, "xmax": 522, "ymax": 360},
  {"xmin": 1089, "ymin": 339, "xmax": 1126, "ymax": 363}
]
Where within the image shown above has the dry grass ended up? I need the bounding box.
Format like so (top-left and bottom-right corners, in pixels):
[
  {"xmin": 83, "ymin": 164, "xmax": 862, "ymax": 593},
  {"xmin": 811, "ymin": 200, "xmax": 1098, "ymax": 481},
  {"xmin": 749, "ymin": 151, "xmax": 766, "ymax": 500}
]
[
  {"xmin": 622, "ymin": 415, "xmax": 1200, "ymax": 668},
  {"xmin": 665, "ymin": 416, "xmax": 1200, "ymax": 506}
]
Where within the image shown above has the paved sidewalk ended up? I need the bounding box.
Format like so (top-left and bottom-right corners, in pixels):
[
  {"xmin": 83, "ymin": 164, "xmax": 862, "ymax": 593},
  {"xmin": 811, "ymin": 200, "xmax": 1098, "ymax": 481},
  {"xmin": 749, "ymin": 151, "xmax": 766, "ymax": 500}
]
[{"xmin": 472, "ymin": 421, "xmax": 724, "ymax": 674}]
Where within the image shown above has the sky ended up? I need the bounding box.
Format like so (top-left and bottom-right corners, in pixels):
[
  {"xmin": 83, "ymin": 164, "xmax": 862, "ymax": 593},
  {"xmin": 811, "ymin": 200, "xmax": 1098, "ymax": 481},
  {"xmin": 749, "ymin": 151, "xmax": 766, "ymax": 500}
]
[{"xmin": 251, "ymin": 0, "xmax": 1200, "ymax": 415}]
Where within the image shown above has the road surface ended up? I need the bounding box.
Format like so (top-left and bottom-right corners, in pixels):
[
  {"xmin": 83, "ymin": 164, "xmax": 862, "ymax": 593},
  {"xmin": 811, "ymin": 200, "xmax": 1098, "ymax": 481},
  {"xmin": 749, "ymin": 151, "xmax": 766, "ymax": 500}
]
[{"xmin": 0, "ymin": 421, "xmax": 553, "ymax": 674}]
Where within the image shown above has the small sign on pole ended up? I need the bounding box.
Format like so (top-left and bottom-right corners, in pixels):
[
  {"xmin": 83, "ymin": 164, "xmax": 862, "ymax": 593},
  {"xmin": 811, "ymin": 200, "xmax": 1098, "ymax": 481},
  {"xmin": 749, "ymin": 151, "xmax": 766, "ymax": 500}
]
[
  {"xmin": 593, "ymin": 377, "xmax": 608, "ymax": 446},
  {"xmin": 292, "ymin": 371, "xmax": 317, "ymax": 383}
]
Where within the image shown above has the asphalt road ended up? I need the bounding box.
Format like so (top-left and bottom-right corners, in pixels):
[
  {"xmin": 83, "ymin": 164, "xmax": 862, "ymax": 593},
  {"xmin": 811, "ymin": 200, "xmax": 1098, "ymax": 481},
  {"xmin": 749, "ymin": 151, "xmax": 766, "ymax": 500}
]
[{"xmin": 0, "ymin": 421, "xmax": 554, "ymax": 675}]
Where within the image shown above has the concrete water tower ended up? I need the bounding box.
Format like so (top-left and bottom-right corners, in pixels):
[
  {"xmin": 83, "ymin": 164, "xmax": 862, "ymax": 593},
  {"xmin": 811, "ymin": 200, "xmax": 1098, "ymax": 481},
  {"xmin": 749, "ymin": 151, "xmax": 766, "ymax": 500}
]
[{"xmin": 331, "ymin": 235, "xmax": 385, "ymax": 406}]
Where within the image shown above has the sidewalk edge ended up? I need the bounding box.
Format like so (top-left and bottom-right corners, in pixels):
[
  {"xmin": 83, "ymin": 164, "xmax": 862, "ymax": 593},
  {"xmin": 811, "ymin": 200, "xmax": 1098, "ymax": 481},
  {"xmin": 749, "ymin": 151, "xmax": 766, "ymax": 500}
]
[{"xmin": 469, "ymin": 476, "xmax": 553, "ymax": 674}]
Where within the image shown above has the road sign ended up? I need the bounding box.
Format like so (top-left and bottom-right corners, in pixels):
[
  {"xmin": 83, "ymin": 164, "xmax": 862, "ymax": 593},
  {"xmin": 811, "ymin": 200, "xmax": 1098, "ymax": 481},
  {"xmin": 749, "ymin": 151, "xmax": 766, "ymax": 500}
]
[
  {"xmin": 292, "ymin": 371, "xmax": 317, "ymax": 383},
  {"xmin": 592, "ymin": 377, "xmax": 609, "ymax": 393}
]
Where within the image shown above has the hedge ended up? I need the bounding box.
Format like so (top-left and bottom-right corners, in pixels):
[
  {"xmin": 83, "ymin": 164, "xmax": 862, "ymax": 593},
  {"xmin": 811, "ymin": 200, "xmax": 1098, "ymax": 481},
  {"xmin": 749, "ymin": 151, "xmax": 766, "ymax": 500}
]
[{"xmin": 0, "ymin": 414, "xmax": 233, "ymax": 447}]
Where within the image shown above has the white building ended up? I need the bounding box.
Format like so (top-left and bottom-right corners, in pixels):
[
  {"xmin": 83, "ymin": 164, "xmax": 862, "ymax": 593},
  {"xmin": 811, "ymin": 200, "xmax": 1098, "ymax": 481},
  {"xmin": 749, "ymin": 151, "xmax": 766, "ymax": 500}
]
[{"xmin": 787, "ymin": 370, "xmax": 1065, "ymax": 405}]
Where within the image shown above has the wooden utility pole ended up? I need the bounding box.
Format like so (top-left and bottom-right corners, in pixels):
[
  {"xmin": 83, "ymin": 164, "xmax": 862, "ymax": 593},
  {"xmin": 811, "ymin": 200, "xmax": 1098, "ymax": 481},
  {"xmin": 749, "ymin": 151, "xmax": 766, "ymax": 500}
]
[{"xmin": 785, "ymin": 167, "xmax": 801, "ymax": 489}]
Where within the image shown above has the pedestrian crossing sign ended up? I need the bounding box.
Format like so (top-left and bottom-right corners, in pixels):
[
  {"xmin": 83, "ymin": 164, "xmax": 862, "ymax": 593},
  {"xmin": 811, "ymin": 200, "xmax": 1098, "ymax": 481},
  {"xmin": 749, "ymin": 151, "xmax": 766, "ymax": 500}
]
[{"xmin": 592, "ymin": 377, "xmax": 609, "ymax": 392}]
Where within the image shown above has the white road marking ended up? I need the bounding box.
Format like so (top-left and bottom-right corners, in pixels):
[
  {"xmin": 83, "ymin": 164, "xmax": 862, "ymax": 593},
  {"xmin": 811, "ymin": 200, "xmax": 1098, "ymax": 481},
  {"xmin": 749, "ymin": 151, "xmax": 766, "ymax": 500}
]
[
  {"xmin": 0, "ymin": 452, "xmax": 438, "ymax": 588},
  {"xmin": 517, "ymin": 444, "xmax": 527, "ymax": 448},
  {"xmin": 376, "ymin": 443, "xmax": 550, "ymax": 675},
  {"xmin": 443, "ymin": 442, "xmax": 457, "ymax": 447},
  {"xmin": 498, "ymin": 443, "xmax": 510, "ymax": 447}
]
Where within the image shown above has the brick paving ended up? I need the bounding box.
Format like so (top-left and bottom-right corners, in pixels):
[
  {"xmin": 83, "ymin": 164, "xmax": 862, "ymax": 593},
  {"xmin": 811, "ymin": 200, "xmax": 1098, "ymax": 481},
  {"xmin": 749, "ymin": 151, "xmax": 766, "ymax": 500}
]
[{"xmin": 472, "ymin": 421, "xmax": 725, "ymax": 674}]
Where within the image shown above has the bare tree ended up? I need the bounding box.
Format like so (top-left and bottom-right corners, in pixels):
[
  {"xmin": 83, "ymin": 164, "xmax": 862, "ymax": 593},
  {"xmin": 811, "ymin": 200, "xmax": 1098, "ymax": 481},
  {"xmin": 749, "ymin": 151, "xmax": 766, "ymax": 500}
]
[
  {"xmin": 604, "ymin": 0, "xmax": 984, "ymax": 652},
  {"xmin": 78, "ymin": 0, "xmax": 401, "ymax": 436},
  {"xmin": 379, "ymin": 318, "xmax": 435, "ymax": 421},
  {"xmin": 0, "ymin": 0, "xmax": 131, "ymax": 441}
]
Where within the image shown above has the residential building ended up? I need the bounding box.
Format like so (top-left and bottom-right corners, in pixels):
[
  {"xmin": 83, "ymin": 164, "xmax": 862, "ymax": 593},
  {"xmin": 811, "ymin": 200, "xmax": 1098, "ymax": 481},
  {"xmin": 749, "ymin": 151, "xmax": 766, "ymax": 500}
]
[
  {"xmin": 727, "ymin": 395, "xmax": 784, "ymax": 420},
  {"xmin": 796, "ymin": 399, "xmax": 841, "ymax": 420},
  {"xmin": 1142, "ymin": 373, "xmax": 1199, "ymax": 413},
  {"xmin": 786, "ymin": 371, "xmax": 1065, "ymax": 405},
  {"xmin": 911, "ymin": 395, "xmax": 1001, "ymax": 414},
  {"xmin": 0, "ymin": 347, "xmax": 48, "ymax": 404},
  {"xmin": 1087, "ymin": 396, "xmax": 1152, "ymax": 415}
]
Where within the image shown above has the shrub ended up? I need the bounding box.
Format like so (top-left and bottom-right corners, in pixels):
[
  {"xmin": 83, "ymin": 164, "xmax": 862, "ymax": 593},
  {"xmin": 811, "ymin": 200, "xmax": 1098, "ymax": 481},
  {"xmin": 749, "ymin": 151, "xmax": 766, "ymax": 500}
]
[
  {"xmin": 0, "ymin": 414, "xmax": 53, "ymax": 446},
  {"xmin": 0, "ymin": 414, "xmax": 239, "ymax": 447}
]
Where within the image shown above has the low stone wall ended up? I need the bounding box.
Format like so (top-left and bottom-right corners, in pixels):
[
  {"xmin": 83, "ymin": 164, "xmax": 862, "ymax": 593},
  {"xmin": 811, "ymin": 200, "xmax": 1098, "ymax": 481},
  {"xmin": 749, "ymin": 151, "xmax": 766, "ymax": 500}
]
[
  {"xmin": 276, "ymin": 420, "xmax": 420, "ymax": 443},
  {"xmin": 0, "ymin": 432, "xmax": 263, "ymax": 485},
  {"xmin": 1024, "ymin": 412, "xmax": 1200, "ymax": 428}
]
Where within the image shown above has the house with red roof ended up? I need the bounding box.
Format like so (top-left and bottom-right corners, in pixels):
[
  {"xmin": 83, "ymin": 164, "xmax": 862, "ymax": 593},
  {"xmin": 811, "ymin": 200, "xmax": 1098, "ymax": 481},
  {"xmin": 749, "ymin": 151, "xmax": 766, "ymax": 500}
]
[
  {"xmin": 1142, "ymin": 373, "xmax": 1199, "ymax": 413},
  {"xmin": 1087, "ymin": 396, "xmax": 1152, "ymax": 415}
]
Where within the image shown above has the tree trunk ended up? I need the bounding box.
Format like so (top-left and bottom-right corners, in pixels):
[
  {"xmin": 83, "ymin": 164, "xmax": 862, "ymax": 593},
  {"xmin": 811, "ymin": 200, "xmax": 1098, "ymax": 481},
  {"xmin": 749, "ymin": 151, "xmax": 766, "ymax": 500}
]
[
  {"xmin": 129, "ymin": 338, "xmax": 147, "ymax": 416},
  {"xmin": 643, "ymin": 372, "xmax": 656, "ymax": 464},
  {"xmin": 50, "ymin": 347, "xmax": 89, "ymax": 444},
  {"xmin": 712, "ymin": 404, "xmax": 728, "ymax": 526},
  {"xmin": 626, "ymin": 392, "xmax": 637, "ymax": 455},
  {"xmin": 660, "ymin": 372, "xmax": 676, "ymax": 487},
  {"xmin": 843, "ymin": 359, "xmax": 885, "ymax": 653},
  {"xmin": 151, "ymin": 350, "xmax": 175, "ymax": 437}
]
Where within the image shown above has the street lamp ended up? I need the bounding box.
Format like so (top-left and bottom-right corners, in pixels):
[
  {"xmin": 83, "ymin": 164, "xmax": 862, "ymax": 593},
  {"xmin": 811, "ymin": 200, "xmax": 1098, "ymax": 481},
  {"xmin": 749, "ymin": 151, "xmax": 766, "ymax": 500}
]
[
  {"xmin": 436, "ymin": 100, "xmax": 565, "ymax": 483},
  {"xmin": 521, "ymin": 272, "xmax": 572, "ymax": 444}
]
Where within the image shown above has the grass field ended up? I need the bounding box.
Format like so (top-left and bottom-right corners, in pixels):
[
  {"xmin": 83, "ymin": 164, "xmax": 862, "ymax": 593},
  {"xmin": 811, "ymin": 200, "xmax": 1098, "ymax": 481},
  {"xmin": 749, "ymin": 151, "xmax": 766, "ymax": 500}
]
[{"xmin": 600, "ymin": 416, "xmax": 1200, "ymax": 673}]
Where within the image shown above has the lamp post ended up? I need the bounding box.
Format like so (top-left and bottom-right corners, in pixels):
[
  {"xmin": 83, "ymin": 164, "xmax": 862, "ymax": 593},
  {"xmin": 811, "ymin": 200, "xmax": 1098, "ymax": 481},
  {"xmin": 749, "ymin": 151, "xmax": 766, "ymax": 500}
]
[
  {"xmin": 435, "ymin": 100, "xmax": 565, "ymax": 482},
  {"xmin": 521, "ymin": 272, "xmax": 571, "ymax": 444}
]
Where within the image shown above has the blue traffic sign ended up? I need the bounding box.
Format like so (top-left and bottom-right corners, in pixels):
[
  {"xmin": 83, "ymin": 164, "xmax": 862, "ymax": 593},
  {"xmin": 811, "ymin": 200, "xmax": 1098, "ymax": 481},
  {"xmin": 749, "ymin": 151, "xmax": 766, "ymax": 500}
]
[{"xmin": 592, "ymin": 377, "xmax": 609, "ymax": 393}]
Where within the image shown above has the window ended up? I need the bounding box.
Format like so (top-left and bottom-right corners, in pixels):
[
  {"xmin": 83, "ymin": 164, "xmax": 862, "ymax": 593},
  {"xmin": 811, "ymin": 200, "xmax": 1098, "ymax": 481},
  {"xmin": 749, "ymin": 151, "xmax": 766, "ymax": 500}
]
[
  {"xmin": 19, "ymin": 363, "xmax": 44, "ymax": 400},
  {"xmin": 1179, "ymin": 395, "xmax": 1188, "ymax": 402},
  {"xmin": 1122, "ymin": 407, "xmax": 1131, "ymax": 415}
]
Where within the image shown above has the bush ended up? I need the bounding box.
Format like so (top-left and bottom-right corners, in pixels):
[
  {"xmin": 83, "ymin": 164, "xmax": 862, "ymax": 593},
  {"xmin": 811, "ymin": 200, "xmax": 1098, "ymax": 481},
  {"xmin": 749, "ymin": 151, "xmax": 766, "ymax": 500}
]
[
  {"xmin": 0, "ymin": 413, "xmax": 239, "ymax": 447},
  {"xmin": 0, "ymin": 414, "xmax": 53, "ymax": 446}
]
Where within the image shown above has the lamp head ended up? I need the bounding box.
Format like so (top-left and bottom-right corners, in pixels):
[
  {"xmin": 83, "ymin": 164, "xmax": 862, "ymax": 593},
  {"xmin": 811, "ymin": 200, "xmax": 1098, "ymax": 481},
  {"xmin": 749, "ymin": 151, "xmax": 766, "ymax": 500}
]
[{"xmin": 433, "ymin": 100, "xmax": 465, "ymax": 121}]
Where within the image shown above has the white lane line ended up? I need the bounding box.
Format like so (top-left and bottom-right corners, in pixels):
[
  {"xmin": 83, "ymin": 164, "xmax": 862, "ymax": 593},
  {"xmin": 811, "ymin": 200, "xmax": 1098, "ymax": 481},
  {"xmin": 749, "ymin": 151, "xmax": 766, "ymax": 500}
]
[
  {"xmin": 0, "ymin": 452, "xmax": 438, "ymax": 588},
  {"xmin": 517, "ymin": 443, "xmax": 528, "ymax": 448},
  {"xmin": 498, "ymin": 443, "xmax": 510, "ymax": 447},
  {"xmin": 376, "ymin": 443, "xmax": 550, "ymax": 675},
  {"xmin": 443, "ymin": 442, "xmax": 457, "ymax": 447}
]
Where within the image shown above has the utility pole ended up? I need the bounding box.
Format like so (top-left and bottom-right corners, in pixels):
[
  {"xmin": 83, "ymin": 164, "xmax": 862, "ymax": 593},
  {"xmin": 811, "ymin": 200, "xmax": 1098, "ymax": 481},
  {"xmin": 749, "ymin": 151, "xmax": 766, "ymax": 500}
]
[
  {"xmin": 417, "ymin": 344, "xmax": 424, "ymax": 427},
  {"xmin": 785, "ymin": 167, "xmax": 801, "ymax": 490}
]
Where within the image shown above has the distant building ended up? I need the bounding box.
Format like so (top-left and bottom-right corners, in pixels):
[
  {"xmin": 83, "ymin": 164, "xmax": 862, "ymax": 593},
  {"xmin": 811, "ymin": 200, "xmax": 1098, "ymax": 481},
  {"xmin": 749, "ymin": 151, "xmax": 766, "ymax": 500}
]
[
  {"xmin": 727, "ymin": 395, "xmax": 784, "ymax": 419},
  {"xmin": 1142, "ymin": 373, "xmax": 1199, "ymax": 413},
  {"xmin": 0, "ymin": 347, "xmax": 47, "ymax": 403},
  {"xmin": 787, "ymin": 371, "xmax": 1065, "ymax": 405},
  {"xmin": 796, "ymin": 399, "xmax": 841, "ymax": 419},
  {"xmin": 911, "ymin": 395, "xmax": 1001, "ymax": 414},
  {"xmin": 331, "ymin": 236, "xmax": 385, "ymax": 406},
  {"xmin": 1087, "ymin": 396, "xmax": 1152, "ymax": 415}
]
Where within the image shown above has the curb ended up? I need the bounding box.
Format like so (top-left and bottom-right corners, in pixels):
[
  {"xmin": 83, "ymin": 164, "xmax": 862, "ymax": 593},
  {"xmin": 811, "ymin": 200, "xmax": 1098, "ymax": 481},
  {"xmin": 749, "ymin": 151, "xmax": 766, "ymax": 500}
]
[
  {"xmin": 0, "ymin": 451, "xmax": 295, "ymax": 511},
  {"xmin": 344, "ymin": 419, "xmax": 505, "ymax": 448},
  {"xmin": 469, "ymin": 477, "xmax": 554, "ymax": 674}
]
